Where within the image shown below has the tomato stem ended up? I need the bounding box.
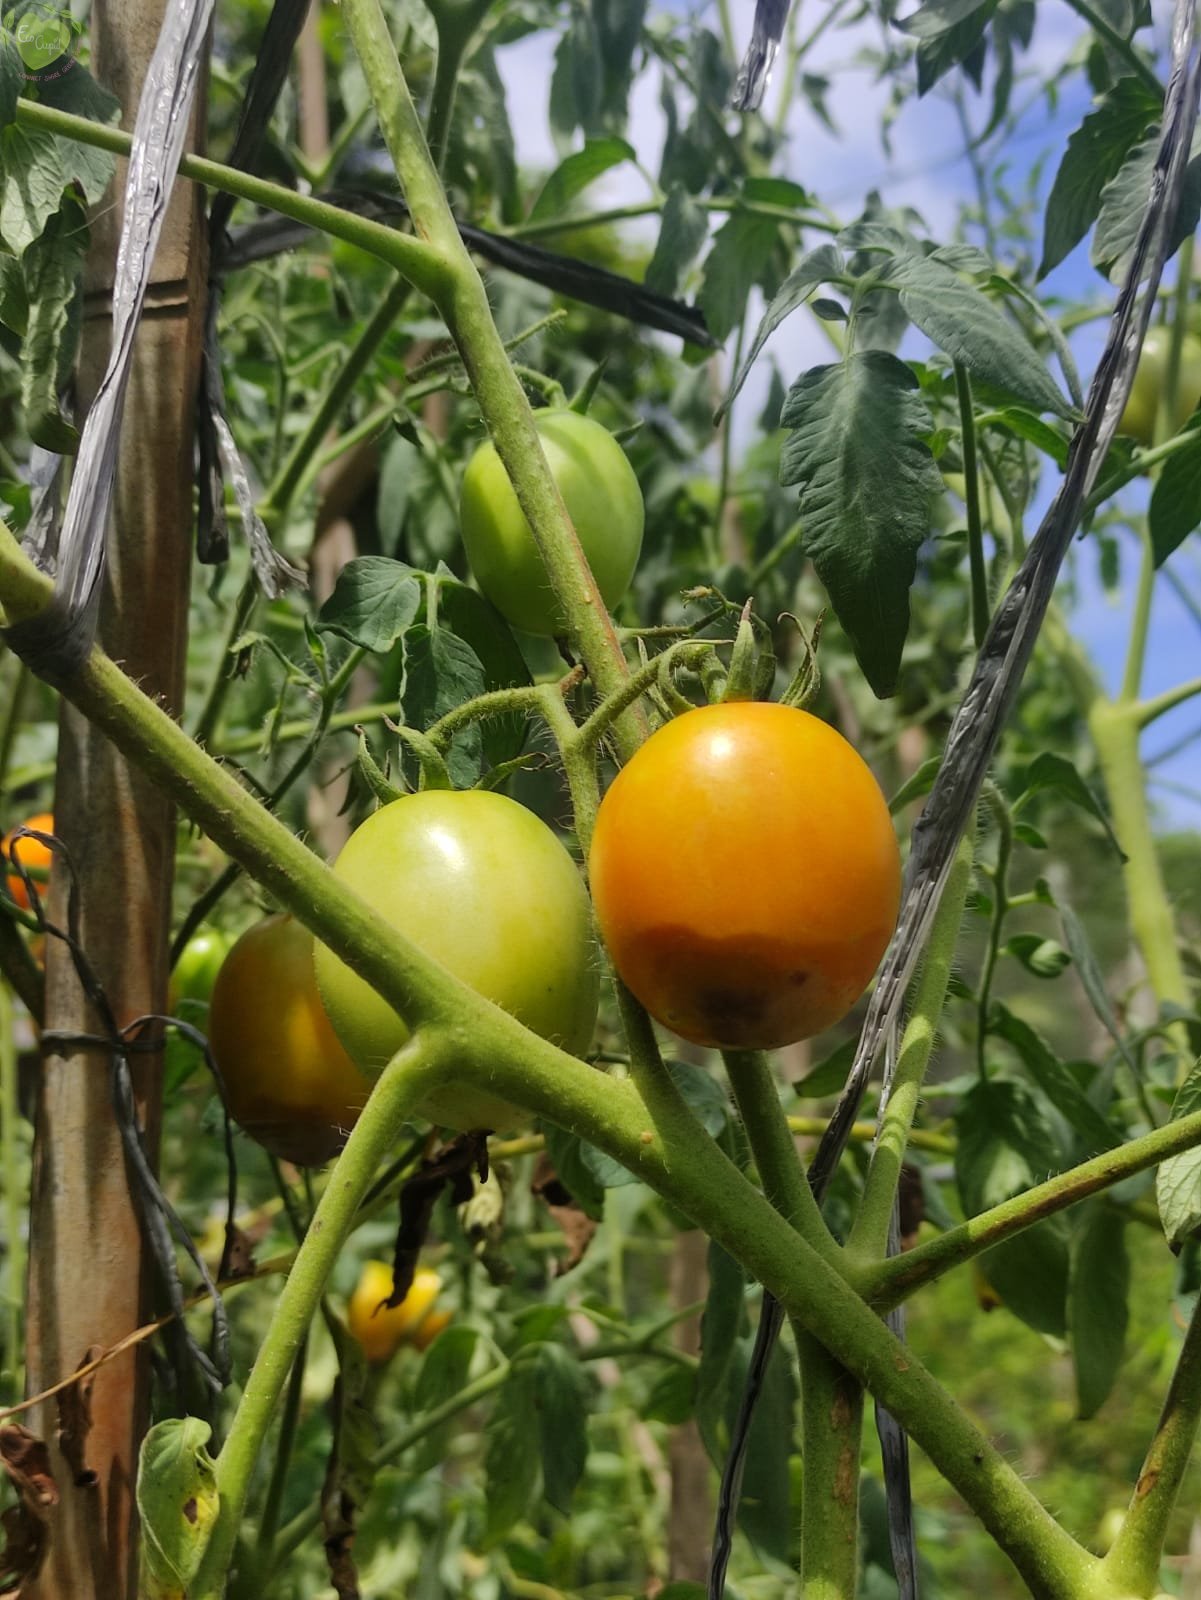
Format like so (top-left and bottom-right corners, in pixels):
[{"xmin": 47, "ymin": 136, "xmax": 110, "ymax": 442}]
[
  {"xmin": 846, "ymin": 826, "xmax": 975, "ymax": 1261},
  {"xmin": 191, "ymin": 1036, "xmax": 446, "ymax": 1600},
  {"xmin": 1100, "ymin": 1289, "xmax": 1201, "ymax": 1595}
]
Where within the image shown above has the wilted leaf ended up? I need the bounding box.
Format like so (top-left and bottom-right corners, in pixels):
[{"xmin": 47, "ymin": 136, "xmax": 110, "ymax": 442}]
[{"xmin": 136, "ymin": 1418, "xmax": 219, "ymax": 1600}]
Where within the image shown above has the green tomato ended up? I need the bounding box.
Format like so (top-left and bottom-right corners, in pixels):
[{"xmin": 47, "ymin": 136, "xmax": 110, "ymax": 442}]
[
  {"xmin": 459, "ymin": 410, "xmax": 644, "ymax": 637},
  {"xmin": 1119, "ymin": 327, "xmax": 1201, "ymax": 446},
  {"xmin": 170, "ymin": 926, "xmax": 233, "ymax": 1007},
  {"xmin": 313, "ymin": 790, "xmax": 600, "ymax": 1132}
]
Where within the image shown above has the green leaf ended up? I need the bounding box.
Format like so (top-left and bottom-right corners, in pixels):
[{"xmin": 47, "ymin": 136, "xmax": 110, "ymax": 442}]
[
  {"xmin": 533, "ymin": 1342, "xmax": 589, "ymax": 1512},
  {"xmin": 19, "ymin": 194, "xmax": 86, "ymax": 452},
  {"xmin": 1157, "ymin": 1057, "xmax": 1201, "ymax": 1245},
  {"xmin": 779, "ymin": 351, "xmax": 943, "ymax": 698},
  {"xmin": 666, "ymin": 1059, "xmax": 729, "ymax": 1135},
  {"xmin": 956, "ymin": 1078, "xmax": 1063, "ymax": 1216},
  {"xmin": 905, "ymin": 0, "xmax": 1000, "ymax": 96},
  {"xmin": 981, "ymin": 1221, "xmax": 1070, "ymax": 1337},
  {"xmin": 645, "ymin": 184, "xmax": 710, "ymax": 298},
  {"xmin": 717, "ymin": 244, "xmax": 842, "ymax": 420},
  {"xmin": 527, "ymin": 136, "xmax": 635, "ymax": 223},
  {"xmin": 895, "ymin": 0, "xmax": 996, "ymax": 41},
  {"xmin": 549, "ymin": 9, "xmax": 602, "ymax": 144},
  {"xmin": 1058, "ymin": 899, "xmax": 1137, "ymax": 1073},
  {"xmin": 792, "ymin": 1036, "xmax": 856, "ymax": 1098},
  {"xmin": 136, "ymin": 1418, "xmax": 219, "ymax": 1599},
  {"xmin": 401, "ymin": 623, "xmax": 487, "ymax": 788},
  {"xmin": 542, "ymin": 1124, "xmax": 608, "ymax": 1217},
  {"xmin": 643, "ymin": 1363, "xmax": 696, "ymax": 1424},
  {"xmin": 988, "ymin": 1004, "xmax": 1120, "ymax": 1155},
  {"xmin": 1093, "ymin": 133, "xmax": 1201, "ymax": 282},
  {"xmin": 885, "ymin": 253, "xmax": 1071, "ymax": 415},
  {"xmin": 483, "ymin": 1370, "xmax": 540, "ymax": 1545},
  {"xmin": 1070, "ymin": 1204, "xmax": 1129, "ymax": 1419},
  {"xmin": 1149, "ymin": 419, "xmax": 1201, "ymax": 566},
  {"xmin": 1002, "ymin": 934, "xmax": 1071, "ymax": 979},
  {"xmin": 694, "ymin": 1242, "xmax": 745, "ymax": 1460},
  {"xmin": 414, "ymin": 1325, "xmax": 479, "ymax": 1411},
  {"xmin": 0, "ymin": 123, "xmax": 64, "ymax": 254},
  {"xmin": 428, "ymin": 569, "xmax": 533, "ymax": 769},
  {"xmin": 0, "ymin": 29, "xmax": 22, "ymax": 130},
  {"xmin": 1039, "ymin": 76, "xmax": 1161, "ymax": 277},
  {"xmin": 316, "ymin": 556, "xmax": 421, "ymax": 653},
  {"xmin": 732, "ymin": 1320, "xmax": 798, "ymax": 1564},
  {"xmin": 1020, "ymin": 750, "xmax": 1126, "ymax": 860},
  {"xmin": 699, "ymin": 199, "xmax": 786, "ymax": 345}
]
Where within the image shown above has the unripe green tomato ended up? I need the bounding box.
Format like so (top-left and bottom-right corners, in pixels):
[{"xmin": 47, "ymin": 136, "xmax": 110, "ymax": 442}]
[
  {"xmin": 313, "ymin": 790, "xmax": 601, "ymax": 1132},
  {"xmin": 169, "ymin": 926, "xmax": 233, "ymax": 1008},
  {"xmin": 459, "ymin": 410, "xmax": 644, "ymax": 637},
  {"xmin": 1118, "ymin": 327, "xmax": 1201, "ymax": 445}
]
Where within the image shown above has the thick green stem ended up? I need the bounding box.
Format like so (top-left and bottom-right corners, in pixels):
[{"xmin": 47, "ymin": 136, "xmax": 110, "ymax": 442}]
[
  {"xmin": 869, "ymin": 1105, "xmax": 1201, "ymax": 1308},
  {"xmin": 1101, "ymin": 1290, "xmax": 1201, "ymax": 1595},
  {"xmin": 1090, "ymin": 701, "xmax": 1192, "ymax": 1044},
  {"xmin": 724, "ymin": 1050, "xmax": 832, "ymax": 1253},
  {"xmin": 721, "ymin": 1055, "xmax": 861, "ymax": 1595},
  {"xmin": 192, "ymin": 1037, "xmax": 445, "ymax": 1599},
  {"xmin": 798, "ymin": 1330, "xmax": 864, "ymax": 1600},
  {"xmin": 848, "ymin": 827, "xmax": 974, "ymax": 1259},
  {"xmin": 340, "ymin": 0, "xmax": 643, "ymax": 757},
  {"xmin": 15, "ymin": 101, "xmax": 444, "ymax": 295}
]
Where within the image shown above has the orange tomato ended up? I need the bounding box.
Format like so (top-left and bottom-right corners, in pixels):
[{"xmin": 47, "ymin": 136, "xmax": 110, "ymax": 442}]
[
  {"xmin": 411, "ymin": 1307, "xmax": 453, "ymax": 1352},
  {"xmin": 3, "ymin": 811, "xmax": 54, "ymax": 911},
  {"xmin": 206, "ymin": 914, "xmax": 372, "ymax": 1167},
  {"xmin": 347, "ymin": 1262, "xmax": 444, "ymax": 1364},
  {"xmin": 588, "ymin": 703, "xmax": 901, "ymax": 1050}
]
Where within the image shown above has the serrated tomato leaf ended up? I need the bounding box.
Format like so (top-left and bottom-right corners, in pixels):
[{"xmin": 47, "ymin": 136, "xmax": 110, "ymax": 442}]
[
  {"xmin": 1157, "ymin": 1057, "xmax": 1201, "ymax": 1246},
  {"xmin": 1149, "ymin": 419, "xmax": 1201, "ymax": 566},
  {"xmin": 317, "ymin": 556, "xmax": 421, "ymax": 653},
  {"xmin": 779, "ymin": 351, "xmax": 942, "ymax": 697},
  {"xmin": 533, "ymin": 1343, "xmax": 589, "ymax": 1512},
  {"xmin": 527, "ymin": 136, "xmax": 635, "ymax": 223},
  {"xmin": 1039, "ymin": 76, "xmax": 1161, "ymax": 277}
]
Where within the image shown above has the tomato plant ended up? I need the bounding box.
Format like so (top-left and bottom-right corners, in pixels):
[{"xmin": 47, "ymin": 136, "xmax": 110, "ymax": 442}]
[
  {"xmin": 207, "ymin": 915, "xmax": 372, "ymax": 1167},
  {"xmin": 459, "ymin": 410, "xmax": 644, "ymax": 636},
  {"xmin": 2, "ymin": 811, "xmax": 53, "ymax": 911},
  {"xmin": 1118, "ymin": 326, "xmax": 1201, "ymax": 444},
  {"xmin": 589, "ymin": 703, "xmax": 901, "ymax": 1049},
  {"xmin": 346, "ymin": 1261, "xmax": 444, "ymax": 1364},
  {"xmin": 314, "ymin": 789, "xmax": 600, "ymax": 1131}
]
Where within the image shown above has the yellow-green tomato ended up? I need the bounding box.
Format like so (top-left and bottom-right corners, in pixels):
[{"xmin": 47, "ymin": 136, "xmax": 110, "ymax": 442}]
[
  {"xmin": 459, "ymin": 410, "xmax": 644, "ymax": 636},
  {"xmin": 313, "ymin": 790, "xmax": 600, "ymax": 1132},
  {"xmin": 1118, "ymin": 327, "xmax": 1201, "ymax": 445}
]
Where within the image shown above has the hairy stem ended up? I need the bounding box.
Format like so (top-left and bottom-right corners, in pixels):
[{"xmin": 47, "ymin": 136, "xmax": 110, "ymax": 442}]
[
  {"xmin": 797, "ymin": 1330, "xmax": 864, "ymax": 1600},
  {"xmin": 848, "ymin": 827, "xmax": 974, "ymax": 1259},
  {"xmin": 1101, "ymin": 1290, "xmax": 1201, "ymax": 1594},
  {"xmin": 192, "ymin": 1038, "xmax": 445, "ymax": 1599},
  {"xmin": 868, "ymin": 1105, "xmax": 1201, "ymax": 1308}
]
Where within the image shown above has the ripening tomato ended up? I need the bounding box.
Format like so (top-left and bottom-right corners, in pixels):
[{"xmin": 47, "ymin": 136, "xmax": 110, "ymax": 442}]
[
  {"xmin": 347, "ymin": 1262, "xmax": 443, "ymax": 1364},
  {"xmin": 313, "ymin": 790, "xmax": 600, "ymax": 1132},
  {"xmin": 1118, "ymin": 327, "xmax": 1201, "ymax": 445},
  {"xmin": 459, "ymin": 409, "xmax": 644, "ymax": 636},
  {"xmin": 588, "ymin": 703, "xmax": 901, "ymax": 1051},
  {"xmin": 207, "ymin": 914, "xmax": 372, "ymax": 1167},
  {"xmin": 2, "ymin": 812, "xmax": 54, "ymax": 911}
]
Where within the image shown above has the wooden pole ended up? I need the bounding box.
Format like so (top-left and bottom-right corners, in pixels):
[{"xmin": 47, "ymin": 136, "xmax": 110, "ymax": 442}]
[{"xmin": 24, "ymin": 5, "xmax": 209, "ymax": 1596}]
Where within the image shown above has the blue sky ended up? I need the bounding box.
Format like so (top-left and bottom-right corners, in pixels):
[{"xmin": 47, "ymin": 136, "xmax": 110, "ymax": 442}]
[{"xmin": 496, "ymin": 0, "xmax": 1201, "ymax": 827}]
